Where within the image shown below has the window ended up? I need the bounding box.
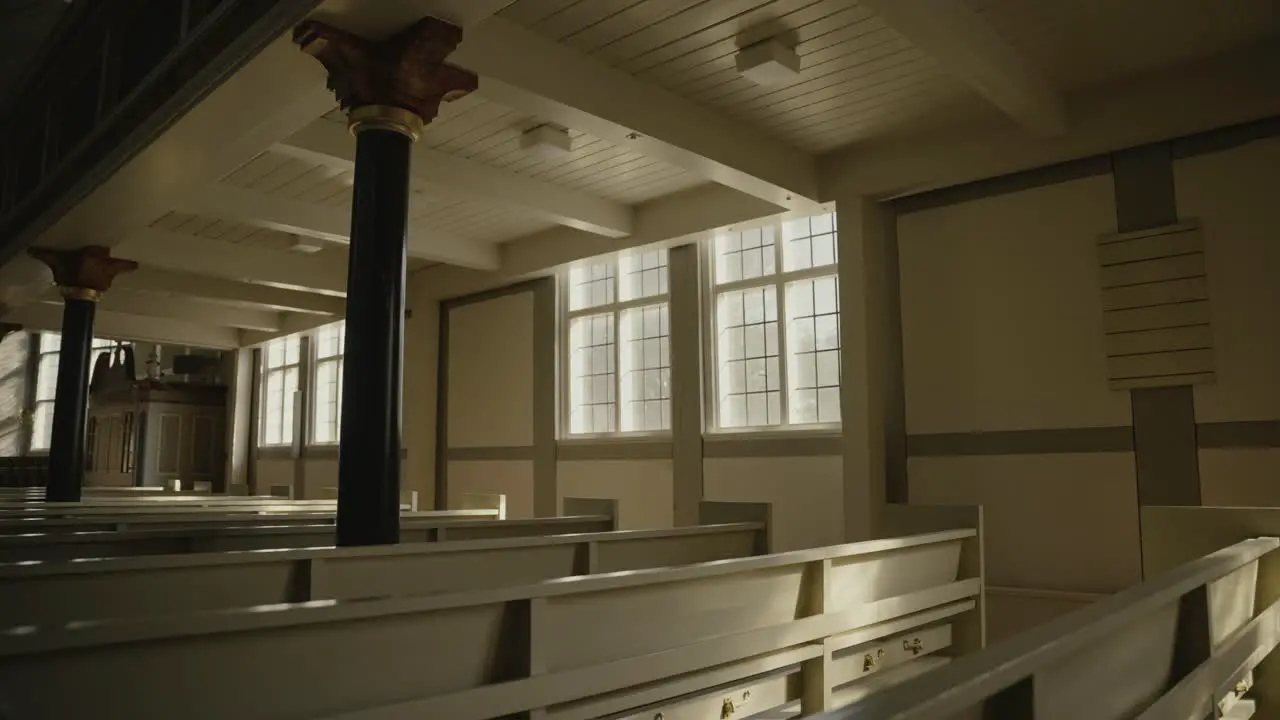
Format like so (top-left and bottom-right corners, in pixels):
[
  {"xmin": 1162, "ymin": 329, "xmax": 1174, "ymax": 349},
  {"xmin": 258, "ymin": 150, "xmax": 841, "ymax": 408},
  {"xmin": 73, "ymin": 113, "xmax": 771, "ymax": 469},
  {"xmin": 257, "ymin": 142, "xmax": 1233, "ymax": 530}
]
[
  {"xmin": 563, "ymin": 247, "xmax": 671, "ymax": 436},
  {"xmin": 708, "ymin": 211, "xmax": 841, "ymax": 430},
  {"xmin": 312, "ymin": 321, "xmax": 345, "ymax": 444},
  {"xmin": 31, "ymin": 334, "xmax": 124, "ymax": 451},
  {"xmin": 259, "ymin": 335, "xmax": 301, "ymax": 447}
]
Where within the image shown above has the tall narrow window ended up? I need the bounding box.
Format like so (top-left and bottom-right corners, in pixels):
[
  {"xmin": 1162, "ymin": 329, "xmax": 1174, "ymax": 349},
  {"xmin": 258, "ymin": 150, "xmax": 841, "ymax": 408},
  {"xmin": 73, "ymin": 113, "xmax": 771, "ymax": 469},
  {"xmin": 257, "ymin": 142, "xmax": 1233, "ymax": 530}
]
[
  {"xmin": 707, "ymin": 211, "xmax": 841, "ymax": 430},
  {"xmin": 259, "ymin": 335, "xmax": 301, "ymax": 447},
  {"xmin": 31, "ymin": 334, "xmax": 124, "ymax": 451},
  {"xmin": 312, "ymin": 321, "xmax": 345, "ymax": 444},
  {"xmin": 563, "ymin": 246, "xmax": 670, "ymax": 436}
]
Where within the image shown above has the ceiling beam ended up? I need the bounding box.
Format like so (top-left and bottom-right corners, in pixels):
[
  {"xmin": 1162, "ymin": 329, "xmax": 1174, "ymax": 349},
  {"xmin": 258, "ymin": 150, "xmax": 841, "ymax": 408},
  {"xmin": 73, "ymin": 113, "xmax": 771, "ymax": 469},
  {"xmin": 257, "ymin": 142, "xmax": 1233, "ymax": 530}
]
[
  {"xmin": 278, "ymin": 121, "xmax": 634, "ymax": 238},
  {"xmin": 52, "ymin": 290, "xmax": 283, "ymax": 332},
  {"xmin": 114, "ymin": 268, "xmax": 344, "ymax": 316},
  {"xmin": 115, "ymin": 229, "xmax": 349, "ymax": 296},
  {"xmin": 452, "ymin": 17, "xmax": 819, "ymax": 210},
  {"xmin": 178, "ymin": 184, "xmax": 499, "ymax": 269},
  {"xmin": 857, "ymin": 0, "xmax": 1066, "ymax": 136},
  {"xmin": 4, "ymin": 303, "xmax": 240, "ymax": 349}
]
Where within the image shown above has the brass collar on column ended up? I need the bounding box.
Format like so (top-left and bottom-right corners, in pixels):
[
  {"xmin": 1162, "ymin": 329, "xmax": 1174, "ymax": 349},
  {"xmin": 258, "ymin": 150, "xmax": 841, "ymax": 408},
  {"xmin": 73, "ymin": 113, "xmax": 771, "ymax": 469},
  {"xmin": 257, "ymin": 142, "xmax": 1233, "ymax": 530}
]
[
  {"xmin": 59, "ymin": 287, "xmax": 101, "ymax": 302},
  {"xmin": 348, "ymin": 105, "xmax": 424, "ymax": 141}
]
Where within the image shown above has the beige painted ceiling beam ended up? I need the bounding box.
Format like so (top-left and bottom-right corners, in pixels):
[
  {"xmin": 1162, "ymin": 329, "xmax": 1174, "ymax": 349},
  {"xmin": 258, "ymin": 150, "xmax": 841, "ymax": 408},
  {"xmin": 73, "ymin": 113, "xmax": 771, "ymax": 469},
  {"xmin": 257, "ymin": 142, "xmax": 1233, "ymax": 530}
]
[
  {"xmin": 277, "ymin": 121, "xmax": 635, "ymax": 238},
  {"xmin": 453, "ymin": 17, "xmax": 820, "ymax": 210},
  {"xmin": 5, "ymin": 303, "xmax": 240, "ymax": 349},
  {"xmin": 116, "ymin": 229, "xmax": 349, "ymax": 296},
  {"xmin": 114, "ymin": 268, "xmax": 344, "ymax": 316},
  {"xmin": 857, "ymin": 0, "xmax": 1066, "ymax": 136},
  {"xmin": 50, "ymin": 289, "xmax": 284, "ymax": 333},
  {"xmin": 178, "ymin": 184, "xmax": 499, "ymax": 270}
]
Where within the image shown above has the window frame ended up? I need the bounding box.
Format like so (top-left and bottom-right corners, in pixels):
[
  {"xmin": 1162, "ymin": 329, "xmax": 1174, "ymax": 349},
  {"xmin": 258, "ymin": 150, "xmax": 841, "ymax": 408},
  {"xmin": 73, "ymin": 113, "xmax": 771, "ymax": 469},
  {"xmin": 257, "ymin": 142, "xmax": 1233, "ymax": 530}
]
[
  {"xmin": 701, "ymin": 209, "xmax": 842, "ymax": 434},
  {"xmin": 31, "ymin": 334, "xmax": 124, "ymax": 452},
  {"xmin": 258, "ymin": 335, "xmax": 302, "ymax": 448},
  {"xmin": 309, "ymin": 321, "xmax": 345, "ymax": 446},
  {"xmin": 558, "ymin": 247, "xmax": 673, "ymax": 440}
]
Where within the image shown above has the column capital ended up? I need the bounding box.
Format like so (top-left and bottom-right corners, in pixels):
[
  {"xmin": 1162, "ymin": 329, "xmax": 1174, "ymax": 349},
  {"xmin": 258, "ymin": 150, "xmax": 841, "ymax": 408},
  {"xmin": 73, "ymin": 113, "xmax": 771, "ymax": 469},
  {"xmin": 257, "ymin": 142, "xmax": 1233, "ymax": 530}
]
[
  {"xmin": 293, "ymin": 16, "xmax": 478, "ymax": 139},
  {"xmin": 28, "ymin": 245, "xmax": 138, "ymax": 301}
]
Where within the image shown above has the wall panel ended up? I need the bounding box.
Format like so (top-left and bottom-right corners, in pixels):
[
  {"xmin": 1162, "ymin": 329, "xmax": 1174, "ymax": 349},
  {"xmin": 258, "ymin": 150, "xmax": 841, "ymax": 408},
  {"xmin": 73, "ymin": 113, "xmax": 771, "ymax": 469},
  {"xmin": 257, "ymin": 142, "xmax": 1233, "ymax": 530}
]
[
  {"xmin": 255, "ymin": 458, "xmax": 293, "ymax": 496},
  {"xmin": 446, "ymin": 291, "xmax": 535, "ymax": 449},
  {"xmin": 447, "ymin": 460, "xmax": 535, "ymax": 519},
  {"xmin": 909, "ymin": 452, "xmax": 1140, "ymax": 593},
  {"xmin": 557, "ymin": 459, "xmax": 673, "ymax": 530},
  {"xmin": 1199, "ymin": 448, "xmax": 1280, "ymax": 507},
  {"xmin": 703, "ymin": 455, "xmax": 842, "ymax": 551},
  {"xmin": 1176, "ymin": 136, "xmax": 1280, "ymax": 423},
  {"xmin": 898, "ymin": 175, "xmax": 1129, "ymax": 434}
]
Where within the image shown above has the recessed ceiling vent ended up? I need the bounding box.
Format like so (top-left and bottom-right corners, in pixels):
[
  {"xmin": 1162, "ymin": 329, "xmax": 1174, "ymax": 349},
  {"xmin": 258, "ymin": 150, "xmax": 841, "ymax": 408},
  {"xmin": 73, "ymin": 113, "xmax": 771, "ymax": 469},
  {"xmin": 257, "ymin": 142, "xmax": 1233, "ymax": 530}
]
[
  {"xmin": 735, "ymin": 38, "xmax": 801, "ymax": 86},
  {"xmin": 520, "ymin": 124, "xmax": 572, "ymax": 160}
]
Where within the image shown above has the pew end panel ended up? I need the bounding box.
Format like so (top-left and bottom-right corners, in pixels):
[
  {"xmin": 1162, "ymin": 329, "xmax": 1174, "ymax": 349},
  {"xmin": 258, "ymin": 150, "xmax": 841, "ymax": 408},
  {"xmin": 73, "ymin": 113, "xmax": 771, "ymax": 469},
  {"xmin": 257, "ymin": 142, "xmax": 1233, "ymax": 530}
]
[
  {"xmin": 0, "ymin": 529, "xmax": 979, "ymax": 720},
  {"xmin": 698, "ymin": 500, "xmax": 772, "ymax": 554},
  {"xmin": 813, "ymin": 534, "xmax": 1280, "ymax": 720},
  {"xmin": 879, "ymin": 503, "xmax": 985, "ymax": 657},
  {"xmin": 1141, "ymin": 506, "xmax": 1280, "ymax": 713},
  {"xmin": 458, "ymin": 491, "xmax": 506, "ymax": 518}
]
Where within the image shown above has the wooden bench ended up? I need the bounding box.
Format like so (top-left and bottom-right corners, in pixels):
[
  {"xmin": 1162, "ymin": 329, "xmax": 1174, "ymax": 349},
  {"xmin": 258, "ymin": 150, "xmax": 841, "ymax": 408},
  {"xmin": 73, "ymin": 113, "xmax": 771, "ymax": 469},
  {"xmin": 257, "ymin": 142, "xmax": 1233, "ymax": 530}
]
[
  {"xmin": 0, "ymin": 508, "xmax": 499, "ymax": 535},
  {"xmin": 819, "ymin": 510, "xmax": 1280, "ymax": 720},
  {"xmin": 0, "ymin": 520, "xmax": 982, "ymax": 720},
  {"xmin": 0, "ymin": 520, "xmax": 768, "ymax": 626},
  {"xmin": 0, "ymin": 513, "xmax": 616, "ymax": 562}
]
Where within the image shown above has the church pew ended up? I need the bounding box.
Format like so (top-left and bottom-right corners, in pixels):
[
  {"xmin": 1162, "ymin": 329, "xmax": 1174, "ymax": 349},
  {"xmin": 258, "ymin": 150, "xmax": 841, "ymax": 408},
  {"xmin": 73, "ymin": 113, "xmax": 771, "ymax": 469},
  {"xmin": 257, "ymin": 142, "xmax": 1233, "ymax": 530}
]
[
  {"xmin": 0, "ymin": 520, "xmax": 768, "ymax": 626},
  {"xmin": 0, "ymin": 525, "xmax": 981, "ymax": 720},
  {"xmin": 0, "ymin": 513, "xmax": 616, "ymax": 562},
  {"xmin": 0, "ymin": 508, "xmax": 498, "ymax": 535},
  {"xmin": 812, "ymin": 527, "xmax": 1280, "ymax": 720}
]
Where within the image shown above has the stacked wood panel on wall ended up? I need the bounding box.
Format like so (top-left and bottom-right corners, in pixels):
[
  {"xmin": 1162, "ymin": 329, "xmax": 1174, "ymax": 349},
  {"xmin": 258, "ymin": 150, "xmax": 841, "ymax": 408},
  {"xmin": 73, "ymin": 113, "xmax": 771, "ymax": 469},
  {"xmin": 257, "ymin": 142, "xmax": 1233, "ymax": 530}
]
[
  {"xmin": 896, "ymin": 174, "xmax": 1139, "ymax": 641},
  {"xmin": 1178, "ymin": 136, "xmax": 1280, "ymax": 505}
]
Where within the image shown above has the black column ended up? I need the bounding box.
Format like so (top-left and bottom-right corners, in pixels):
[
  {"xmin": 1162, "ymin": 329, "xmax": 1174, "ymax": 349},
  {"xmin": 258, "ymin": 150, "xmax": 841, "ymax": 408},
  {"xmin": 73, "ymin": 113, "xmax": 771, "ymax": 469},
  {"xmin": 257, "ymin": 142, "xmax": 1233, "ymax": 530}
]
[
  {"xmin": 46, "ymin": 297, "xmax": 96, "ymax": 502},
  {"xmin": 336, "ymin": 126, "xmax": 411, "ymax": 546}
]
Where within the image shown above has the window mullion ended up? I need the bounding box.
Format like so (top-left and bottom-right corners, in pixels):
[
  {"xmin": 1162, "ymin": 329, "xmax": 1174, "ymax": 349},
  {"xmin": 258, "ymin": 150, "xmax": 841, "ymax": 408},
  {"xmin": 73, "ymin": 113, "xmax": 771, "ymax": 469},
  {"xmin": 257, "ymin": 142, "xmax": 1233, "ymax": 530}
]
[
  {"xmin": 775, "ymin": 267, "xmax": 791, "ymax": 428},
  {"xmin": 612, "ymin": 308, "xmax": 622, "ymax": 433}
]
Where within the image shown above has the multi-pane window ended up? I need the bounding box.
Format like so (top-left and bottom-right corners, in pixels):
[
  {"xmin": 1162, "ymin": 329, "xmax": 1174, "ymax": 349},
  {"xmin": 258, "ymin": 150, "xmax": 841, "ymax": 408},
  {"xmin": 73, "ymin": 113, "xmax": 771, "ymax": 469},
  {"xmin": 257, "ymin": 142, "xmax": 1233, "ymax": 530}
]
[
  {"xmin": 708, "ymin": 211, "xmax": 841, "ymax": 430},
  {"xmin": 260, "ymin": 335, "xmax": 301, "ymax": 447},
  {"xmin": 31, "ymin": 334, "xmax": 124, "ymax": 451},
  {"xmin": 312, "ymin": 321, "xmax": 345, "ymax": 444},
  {"xmin": 564, "ymin": 247, "xmax": 670, "ymax": 436}
]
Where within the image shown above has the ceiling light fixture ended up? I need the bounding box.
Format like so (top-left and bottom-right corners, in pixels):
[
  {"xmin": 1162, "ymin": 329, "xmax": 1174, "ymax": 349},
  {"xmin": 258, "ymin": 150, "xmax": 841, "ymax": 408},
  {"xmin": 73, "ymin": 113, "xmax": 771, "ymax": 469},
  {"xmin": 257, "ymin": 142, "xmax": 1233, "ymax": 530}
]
[
  {"xmin": 735, "ymin": 38, "xmax": 801, "ymax": 86},
  {"xmin": 520, "ymin": 124, "xmax": 572, "ymax": 161}
]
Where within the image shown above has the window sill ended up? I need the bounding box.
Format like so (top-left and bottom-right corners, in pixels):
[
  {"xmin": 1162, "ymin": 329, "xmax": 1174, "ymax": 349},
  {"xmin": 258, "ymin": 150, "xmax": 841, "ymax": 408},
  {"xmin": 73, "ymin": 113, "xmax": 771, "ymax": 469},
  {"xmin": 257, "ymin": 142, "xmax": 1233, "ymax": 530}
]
[
  {"xmin": 558, "ymin": 434, "xmax": 672, "ymax": 446},
  {"xmin": 703, "ymin": 425, "xmax": 841, "ymax": 442}
]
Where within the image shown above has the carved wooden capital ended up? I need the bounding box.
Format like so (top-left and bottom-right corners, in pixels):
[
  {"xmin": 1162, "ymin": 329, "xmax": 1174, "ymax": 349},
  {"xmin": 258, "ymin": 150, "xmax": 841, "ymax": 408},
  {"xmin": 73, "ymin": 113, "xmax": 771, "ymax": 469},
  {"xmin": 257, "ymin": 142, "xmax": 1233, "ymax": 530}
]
[
  {"xmin": 28, "ymin": 245, "xmax": 138, "ymax": 300},
  {"xmin": 293, "ymin": 16, "xmax": 478, "ymax": 131}
]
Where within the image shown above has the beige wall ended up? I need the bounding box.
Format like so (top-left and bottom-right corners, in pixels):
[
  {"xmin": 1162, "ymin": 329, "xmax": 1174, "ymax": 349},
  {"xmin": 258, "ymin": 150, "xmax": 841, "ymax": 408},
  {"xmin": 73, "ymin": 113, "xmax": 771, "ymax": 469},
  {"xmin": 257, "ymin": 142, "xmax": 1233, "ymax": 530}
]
[
  {"xmin": 896, "ymin": 175, "xmax": 1135, "ymax": 637},
  {"xmin": 447, "ymin": 460, "xmax": 534, "ymax": 519},
  {"xmin": 403, "ymin": 284, "xmax": 441, "ymax": 504},
  {"xmin": 1175, "ymin": 137, "xmax": 1280, "ymax": 504},
  {"xmin": 446, "ymin": 292, "xmax": 535, "ymax": 449},
  {"xmin": 703, "ymin": 455, "xmax": 843, "ymax": 552},
  {"xmin": 898, "ymin": 175, "xmax": 1129, "ymax": 434},
  {"xmin": 255, "ymin": 457, "xmax": 293, "ymax": 496},
  {"xmin": 557, "ymin": 459, "xmax": 673, "ymax": 530}
]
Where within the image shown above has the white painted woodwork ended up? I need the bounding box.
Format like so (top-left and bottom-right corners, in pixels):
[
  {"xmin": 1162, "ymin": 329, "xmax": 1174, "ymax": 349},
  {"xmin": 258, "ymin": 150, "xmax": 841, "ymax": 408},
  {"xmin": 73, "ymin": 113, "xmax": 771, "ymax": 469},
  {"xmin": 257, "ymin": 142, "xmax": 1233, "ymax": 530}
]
[
  {"xmin": 114, "ymin": 268, "xmax": 344, "ymax": 315},
  {"xmin": 2, "ymin": 303, "xmax": 240, "ymax": 349},
  {"xmin": 0, "ymin": 513, "xmax": 613, "ymax": 563},
  {"xmin": 830, "ymin": 535, "xmax": 1280, "ymax": 719},
  {"xmin": 116, "ymin": 228, "xmax": 349, "ymax": 295},
  {"xmin": 39, "ymin": 288, "xmax": 281, "ymax": 332},
  {"xmin": 0, "ymin": 523, "xmax": 766, "ymax": 627},
  {"xmin": 279, "ymin": 120, "xmax": 636, "ymax": 238},
  {"xmin": 0, "ymin": 527, "xmax": 979, "ymax": 720},
  {"xmin": 182, "ymin": 183, "xmax": 501, "ymax": 269},
  {"xmin": 857, "ymin": 0, "xmax": 1066, "ymax": 135},
  {"xmin": 453, "ymin": 17, "xmax": 821, "ymax": 209}
]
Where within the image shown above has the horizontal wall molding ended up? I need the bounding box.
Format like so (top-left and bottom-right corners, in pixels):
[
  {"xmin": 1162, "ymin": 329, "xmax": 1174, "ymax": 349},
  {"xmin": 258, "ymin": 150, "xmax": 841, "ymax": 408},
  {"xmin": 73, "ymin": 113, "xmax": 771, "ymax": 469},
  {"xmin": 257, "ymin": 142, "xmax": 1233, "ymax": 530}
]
[
  {"xmin": 558, "ymin": 441, "xmax": 673, "ymax": 461},
  {"xmin": 907, "ymin": 427, "xmax": 1134, "ymax": 457},
  {"xmin": 446, "ymin": 446, "xmax": 535, "ymax": 462},
  {"xmin": 703, "ymin": 434, "xmax": 841, "ymax": 459},
  {"xmin": 1171, "ymin": 115, "xmax": 1280, "ymax": 159},
  {"xmin": 1198, "ymin": 421, "xmax": 1280, "ymax": 449},
  {"xmin": 892, "ymin": 155, "xmax": 1112, "ymax": 215}
]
